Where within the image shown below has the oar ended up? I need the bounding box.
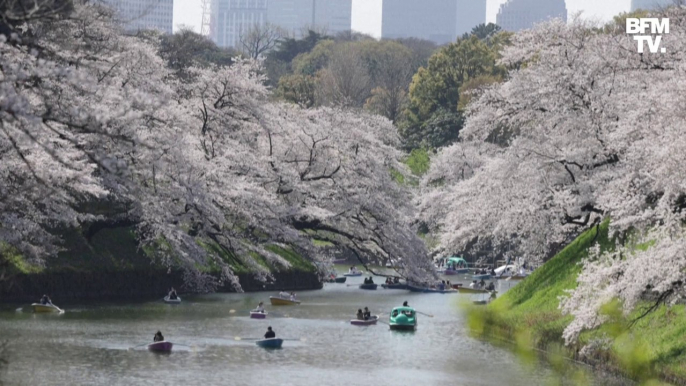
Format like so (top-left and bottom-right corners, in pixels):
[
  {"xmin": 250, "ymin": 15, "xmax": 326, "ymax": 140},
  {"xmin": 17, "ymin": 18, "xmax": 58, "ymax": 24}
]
[
  {"xmin": 416, "ymin": 311, "xmax": 434, "ymax": 318},
  {"xmin": 129, "ymin": 342, "xmax": 151, "ymax": 350}
]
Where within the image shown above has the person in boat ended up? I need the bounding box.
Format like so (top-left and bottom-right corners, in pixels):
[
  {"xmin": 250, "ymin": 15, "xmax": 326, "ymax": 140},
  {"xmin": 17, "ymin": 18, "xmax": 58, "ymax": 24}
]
[
  {"xmin": 363, "ymin": 307, "xmax": 371, "ymax": 320},
  {"xmin": 479, "ymin": 279, "xmax": 486, "ymax": 288},
  {"xmin": 289, "ymin": 292, "xmax": 297, "ymax": 301},
  {"xmin": 402, "ymin": 301, "xmax": 409, "ymax": 307},
  {"xmin": 357, "ymin": 309, "xmax": 364, "ymax": 320},
  {"xmin": 154, "ymin": 331, "xmax": 164, "ymax": 342},
  {"xmin": 491, "ymin": 268, "xmax": 496, "ymax": 276},
  {"xmin": 255, "ymin": 301, "xmax": 265, "ymax": 313},
  {"xmin": 264, "ymin": 326, "xmax": 276, "ymax": 339},
  {"xmin": 39, "ymin": 294, "xmax": 52, "ymax": 305},
  {"xmin": 168, "ymin": 287, "xmax": 178, "ymax": 300},
  {"xmin": 393, "ymin": 277, "xmax": 400, "ymax": 284},
  {"xmin": 486, "ymin": 282, "xmax": 495, "ymax": 291},
  {"xmin": 368, "ymin": 276, "xmax": 374, "ymax": 284}
]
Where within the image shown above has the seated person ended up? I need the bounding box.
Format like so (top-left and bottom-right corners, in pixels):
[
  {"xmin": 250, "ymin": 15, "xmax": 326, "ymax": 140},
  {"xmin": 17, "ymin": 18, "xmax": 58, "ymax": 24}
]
[
  {"xmin": 254, "ymin": 302, "xmax": 265, "ymax": 313},
  {"xmin": 289, "ymin": 292, "xmax": 297, "ymax": 301},
  {"xmin": 367, "ymin": 276, "xmax": 374, "ymax": 284},
  {"xmin": 168, "ymin": 288, "xmax": 178, "ymax": 300},
  {"xmin": 363, "ymin": 307, "xmax": 371, "ymax": 320},
  {"xmin": 438, "ymin": 281, "xmax": 445, "ymax": 291},
  {"xmin": 357, "ymin": 309, "xmax": 364, "ymax": 320},
  {"xmin": 393, "ymin": 277, "xmax": 400, "ymax": 284},
  {"xmin": 154, "ymin": 331, "xmax": 164, "ymax": 342},
  {"xmin": 39, "ymin": 294, "xmax": 51, "ymax": 305},
  {"xmin": 402, "ymin": 301, "xmax": 409, "ymax": 307},
  {"xmin": 264, "ymin": 326, "xmax": 276, "ymax": 339}
]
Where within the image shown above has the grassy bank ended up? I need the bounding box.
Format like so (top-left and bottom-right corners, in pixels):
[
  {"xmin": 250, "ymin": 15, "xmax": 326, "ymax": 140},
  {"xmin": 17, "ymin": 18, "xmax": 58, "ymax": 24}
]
[{"xmin": 468, "ymin": 221, "xmax": 686, "ymax": 385}]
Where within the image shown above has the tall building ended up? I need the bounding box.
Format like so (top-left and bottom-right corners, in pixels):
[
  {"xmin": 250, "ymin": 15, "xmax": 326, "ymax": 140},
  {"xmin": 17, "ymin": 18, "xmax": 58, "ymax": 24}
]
[
  {"xmin": 211, "ymin": 0, "xmax": 268, "ymax": 48},
  {"xmin": 353, "ymin": 0, "xmax": 475, "ymax": 45},
  {"xmin": 456, "ymin": 0, "xmax": 487, "ymax": 37},
  {"xmin": 631, "ymin": 0, "xmax": 674, "ymax": 11},
  {"xmin": 211, "ymin": 0, "xmax": 352, "ymax": 48},
  {"xmin": 267, "ymin": 0, "xmax": 352, "ymax": 37},
  {"xmin": 496, "ymin": 0, "xmax": 567, "ymax": 32},
  {"xmin": 104, "ymin": 0, "xmax": 174, "ymax": 34}
]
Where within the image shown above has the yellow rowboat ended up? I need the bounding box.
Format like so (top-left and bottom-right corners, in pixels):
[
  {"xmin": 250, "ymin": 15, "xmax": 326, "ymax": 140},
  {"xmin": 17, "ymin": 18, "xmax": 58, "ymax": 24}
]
[
  {"xmin": 269, "ymin": 296, "xmax": 301, "ymax": 306},
  {"xmin": 31, "ymin": 303, "xmax": 64, "ymax": 313}
]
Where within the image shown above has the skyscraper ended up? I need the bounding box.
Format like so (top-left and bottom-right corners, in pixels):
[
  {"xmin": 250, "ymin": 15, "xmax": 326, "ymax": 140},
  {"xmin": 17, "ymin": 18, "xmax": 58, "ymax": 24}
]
[
  {"xmin": 496, "ymin": 0, "xmax": 567, "ymax": 32},
  {"xmin": 631, "ymin": 0, "xmax": 674, "ymax": 11},
  {"xmin": 267, "ymin": 0, "xmax": 352, "ymax": 38},
  {"xmin": 104, "ymin": 0, "xmax": 174, "ymax": 34},
  {"xmin": 211, "ymin": 0, "xmax": 268, "ymax": 48},
  {"xmin": 353, "ymin": 0, "xmax": 475, "ymax": 44}
]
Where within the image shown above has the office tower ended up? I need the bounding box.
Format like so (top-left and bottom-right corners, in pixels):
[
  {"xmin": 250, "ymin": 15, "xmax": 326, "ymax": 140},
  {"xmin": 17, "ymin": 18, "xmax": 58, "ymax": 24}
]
[
  {"xmin": 631, "ymin": 0, "xmax": 674, "ymax": 11},
  {"xmin": 104, "ymin": 0, "xmax": 174, "ymax": 34},
  {"xmin": 212, "ymin": 0, "xmax": 268, "ymax": 48},
  {"xmin": 496, "ymin": 0, "xmax": 567, "ymax": 32}
]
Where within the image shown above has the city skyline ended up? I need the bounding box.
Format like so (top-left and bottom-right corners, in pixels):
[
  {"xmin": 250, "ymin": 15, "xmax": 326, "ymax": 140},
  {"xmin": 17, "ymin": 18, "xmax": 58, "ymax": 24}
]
[{"xmin": 174, "ymin": 0, "xmax": 631, "ymax": 35}]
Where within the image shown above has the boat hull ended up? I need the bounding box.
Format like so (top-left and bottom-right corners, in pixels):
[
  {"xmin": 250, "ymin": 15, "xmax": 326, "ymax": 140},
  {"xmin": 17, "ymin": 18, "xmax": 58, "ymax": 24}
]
[
  {"xmin": 350, "ymin": 316, "xmax": 379, "ymax": 326},
  {"xmin": 163, "ymin": 296, "xmax": 181, "ymax": 304},
  {"xmin": 269, "ymin": 296, "xmax": 301, "ymax": 306},
  {"xmin": 452, "ymin": 286, "xmax": 493, "ymax": 294},
  {"xmin": 472, "ymin": 274, "xmax": 492, "ymax": 280},
  {"xmin": 343, "ymin": 273, "xmax": 362, "ymax": 277},
  {"xmin": 148, "ymin": 341, "xmax": 173, "ymax": 352},
  {"xmin": 256, "ymin": 338, "xmax": 283, "ymax": 349},
  {"xmin": 389, "ymin": 324, "xmax": 417, "ymax": 331},
  {"xmin": 407, "ymin": 285, "xmax": 457, "ymax": 293},
  {"xmin": 250, "ymin": 311, "xmax": 267, "ymax": 319},
  {"xmin": 335, "ymin": 277, "xmax": 347, "ymax": 283},
  {"xmin": 359, "ymin": 283, "xmax": 378, "ymax": 290},
  {"xmin": 381, "ymin": 283, "xmax": 407, "ymax": 290},
  {"xmin": 31, "ymin": 303, "xmax": 63, "ymax": 313}
]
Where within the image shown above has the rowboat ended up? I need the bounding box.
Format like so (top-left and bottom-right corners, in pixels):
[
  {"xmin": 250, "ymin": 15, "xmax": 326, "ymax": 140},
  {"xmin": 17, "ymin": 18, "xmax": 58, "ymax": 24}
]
[
  {"xmin": 256, "ymin": 338, "xmax": 283, "ymax": 349},
  {"xmin": 438, "ymin": 256, "xmax": 470, "ymax": 275},
  {"xmin": 31, "ymin": 303, "xmax": 63, "ymax": 313},
  {"xmin": 163, "ymin": 296, "xmax": 181, "ymax": 304},
  {"xmin": 335, "ymin": 277, "xmax": 347, "ymax": 283},
  {"xmin": 343, "ymin": 272, "xmax": 362, "ymax": 277},
  {"xmin": 381, "ymin": 283, "xmax": 407, "ymax": 290},
  {"xmin": 350, "ymin": 315, "xmax": 379, "ymax": 326},
  {"xmin": 148, "ymin": 341, "xmax": 173, "ymax": 352},
  {"xmin": 359, "ymin": 283, "xmax": 378, "ymax": 290},
  {"xmin": 269, "ymin": 296, "xmax": 301, "ymax": 306},
  {"xmin": 389, "ymin": 307, "xmax": 417, "ymax": 331},
  {"xmin": 443, "ymin": 267, "xmax": 470, "ymax": 275},
  {"xmin": 250, "ymin": 311, "xmax": 267, "ymax": 319},
  {"xmin": 407, "ymin": 285, "xmax": 457, "ymax": 293}
]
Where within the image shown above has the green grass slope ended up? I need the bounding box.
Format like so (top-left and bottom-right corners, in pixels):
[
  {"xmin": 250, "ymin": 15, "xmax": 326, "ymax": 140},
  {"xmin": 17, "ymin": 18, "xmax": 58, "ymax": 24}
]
[{"xmin": 469, "ymin": 221, "xmax": 686, "ymax": 384}]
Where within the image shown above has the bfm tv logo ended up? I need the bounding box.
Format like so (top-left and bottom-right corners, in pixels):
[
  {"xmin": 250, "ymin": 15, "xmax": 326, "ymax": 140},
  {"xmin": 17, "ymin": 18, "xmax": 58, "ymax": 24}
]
[{"xmin": 626, "ymin": 18, "xmax": 670, "ymax": 53}]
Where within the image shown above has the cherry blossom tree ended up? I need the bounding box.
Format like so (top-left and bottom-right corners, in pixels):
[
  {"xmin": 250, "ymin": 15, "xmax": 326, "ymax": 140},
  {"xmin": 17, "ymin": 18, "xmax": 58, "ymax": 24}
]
[
  {"xmin": 420, "ymin": 7, "xmax": 686, "ymax": 342},
  {"xmin": 0, "ymin": 0, "xmax": 434, "ymax": 291}
]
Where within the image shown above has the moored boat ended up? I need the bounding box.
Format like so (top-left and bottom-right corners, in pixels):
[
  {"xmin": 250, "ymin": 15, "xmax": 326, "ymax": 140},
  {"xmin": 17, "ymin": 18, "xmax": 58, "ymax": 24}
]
[
  {"xmin": 452, "ymin": 286, "xmax": 494, "ymax": 294},
  {"xmin": 407, "ymin": 285, "xmax": 457, "ymax": 293},
  {"xmin": 147, "ymin": 341, "xmax": 173, "ymax": 352},
  {"xmin": 250, "ymin": 311, "xmax": 267, "ymax": 319},
  {"xmin": 381, "ymin": 283, "xmax": 407, "ymax": 290},
  {"xmin": 343, "ymin": 272, "xmax": 362, "ymax": 277},
  {"xmin": 389, "ymin": 307, "xmax": 417, "ymax": 331},
  {"xmin": 269, "ymin": 296, "xmax": 301, "ymax": 306},
  {"xmin": 163, "ymin": 296, "xmax": 181, "ymax": 304},
  {"xmin": 31, "ymin": 303, "xmax": 63, "ymax": 313},
  {"xmin": 359, "ymin": 283, "xmax": 378, "ymax": 290},
  {"xmin": 256, "ymin": 338, "xmax": 284, "ymax": 349},
  {"xmin": 350, "ymin": 315, "xmax": 379, "ymax": 326}
]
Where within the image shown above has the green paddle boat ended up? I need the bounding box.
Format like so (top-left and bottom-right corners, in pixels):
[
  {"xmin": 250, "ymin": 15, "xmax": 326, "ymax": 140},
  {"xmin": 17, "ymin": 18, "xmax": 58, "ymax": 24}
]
[{"xmin": 389, "ymin": 306, "xmax": 417, "ymax": 331}]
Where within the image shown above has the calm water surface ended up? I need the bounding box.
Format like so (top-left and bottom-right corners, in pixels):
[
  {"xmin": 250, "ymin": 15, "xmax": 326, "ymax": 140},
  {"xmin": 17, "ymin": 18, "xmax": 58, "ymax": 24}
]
[{"xmin": 0, "ymin": 274, "xmax": 615, "ymax": 385}]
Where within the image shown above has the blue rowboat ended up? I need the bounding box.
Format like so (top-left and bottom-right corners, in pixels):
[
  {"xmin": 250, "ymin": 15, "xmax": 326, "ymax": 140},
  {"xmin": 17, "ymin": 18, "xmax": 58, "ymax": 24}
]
[
  {"xmin": 359, "ymin": 283, "xmax": 378, "ymax": 290},
  {"xmin": 381, "ymin": 283, "xmax": 407, "ymax": 290},
  {"xmin": 256, "ymin": 338, "xmax": 283, "ymax": 349}
]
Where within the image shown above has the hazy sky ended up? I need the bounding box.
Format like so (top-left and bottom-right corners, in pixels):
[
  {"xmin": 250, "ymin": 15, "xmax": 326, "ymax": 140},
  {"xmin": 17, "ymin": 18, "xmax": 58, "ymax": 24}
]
[{"xmin": 174, "ymin": 0, "xmax": 632, "ymax": 34}]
